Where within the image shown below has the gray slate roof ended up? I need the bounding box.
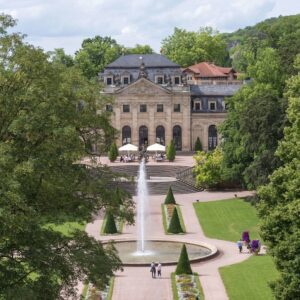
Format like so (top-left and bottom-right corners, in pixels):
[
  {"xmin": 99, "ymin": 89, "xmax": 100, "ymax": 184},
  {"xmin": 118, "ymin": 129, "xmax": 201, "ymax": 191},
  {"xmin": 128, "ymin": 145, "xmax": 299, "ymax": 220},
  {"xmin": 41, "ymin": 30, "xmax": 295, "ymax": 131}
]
[
  {"xmin": 191, "ymin": 84, "xmax": 242, "ymax": 96},
  {"xmin": 106, "ymin": 54, "xmax": 180, "ymax": 69}
]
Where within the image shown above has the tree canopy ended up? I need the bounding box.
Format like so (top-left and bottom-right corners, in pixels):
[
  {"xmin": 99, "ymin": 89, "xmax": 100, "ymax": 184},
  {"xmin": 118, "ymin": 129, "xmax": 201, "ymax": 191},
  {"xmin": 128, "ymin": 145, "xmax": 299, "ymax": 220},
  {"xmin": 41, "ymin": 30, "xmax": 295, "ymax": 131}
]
[
  {"xmin": 258, "ymin": 55, "xmax": 300, "ymax": 299},
  {"xmin": 161, "ymin": 27, "xmax": 228, "ymax": 67},
  {"xmin": 0, "ymin": 14, "xmax": 134, "ymax": 299}
]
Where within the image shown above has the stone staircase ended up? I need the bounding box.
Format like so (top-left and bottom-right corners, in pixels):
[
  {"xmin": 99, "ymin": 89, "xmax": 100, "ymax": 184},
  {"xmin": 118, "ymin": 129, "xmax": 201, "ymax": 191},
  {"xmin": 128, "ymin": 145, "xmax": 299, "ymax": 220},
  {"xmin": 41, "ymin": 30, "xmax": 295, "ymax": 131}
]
[{"xmin": 109, "ymin": 165, "xmax": 201, "ymax": 195}]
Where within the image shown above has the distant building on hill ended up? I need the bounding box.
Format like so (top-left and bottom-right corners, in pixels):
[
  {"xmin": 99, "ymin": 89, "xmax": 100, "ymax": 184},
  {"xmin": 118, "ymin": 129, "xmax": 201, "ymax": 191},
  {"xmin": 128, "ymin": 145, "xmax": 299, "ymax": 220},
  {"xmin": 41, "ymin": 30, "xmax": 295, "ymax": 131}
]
[{"xmin": 99, "ymin": 54, "xmax": 243, "ymax": 151}]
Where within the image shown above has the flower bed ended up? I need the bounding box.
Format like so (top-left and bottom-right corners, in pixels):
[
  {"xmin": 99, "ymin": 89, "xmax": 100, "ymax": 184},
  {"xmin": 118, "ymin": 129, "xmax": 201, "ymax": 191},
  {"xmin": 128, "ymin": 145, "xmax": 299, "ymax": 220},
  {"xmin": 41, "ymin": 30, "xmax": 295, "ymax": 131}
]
[
  {"xmin": 174, "ymin": 274, "xmax": 201, "ymax": 300},
  {"xmin": 83, "ymin": 277, "xmax": 114, "ymax": 300}
]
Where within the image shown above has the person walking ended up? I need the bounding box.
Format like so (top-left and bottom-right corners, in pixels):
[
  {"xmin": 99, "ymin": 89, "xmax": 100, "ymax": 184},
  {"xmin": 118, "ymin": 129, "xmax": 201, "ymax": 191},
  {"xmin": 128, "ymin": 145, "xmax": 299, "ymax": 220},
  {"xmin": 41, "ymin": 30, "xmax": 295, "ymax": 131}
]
[
  {"xmin": 150, "ymin": 262, "xmax": 156, "ymax": 278},
  {"xmin": 157, "ymin": 262, "xmax": 162, "ymax": 277},
  {"xmin": 237, "ymin": 240, "xmax": 243, "ymax": 253}
]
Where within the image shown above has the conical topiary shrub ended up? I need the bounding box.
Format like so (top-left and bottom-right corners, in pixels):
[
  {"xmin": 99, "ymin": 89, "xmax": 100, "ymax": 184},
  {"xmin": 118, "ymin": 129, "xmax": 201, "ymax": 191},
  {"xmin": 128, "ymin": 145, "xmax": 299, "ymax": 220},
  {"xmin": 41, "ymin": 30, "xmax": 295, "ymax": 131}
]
[
  {"xmin": 175, "ymin": 244, "xmax": 193, "ymax": 275},
  {"xmin": 103, "ymin": 212, "xmax": 118, "ymax": 234},
  {"xmin": 194, "ymin": 137, "xmax": 202, "ymax": 151},
  {"xmin": 166, "ymin": 139, "xmax": 176, "ymax": 161},
  {"xmin": 164, "ymin": 186, "xmax": 176, "ymax": 205},
  {"xmin": 108, "ymin": 142, "xmax": 118, "ymax": 162},
  {"xmin": 168, "ymin": 206, "xmax": 183, "ymax": 234}
]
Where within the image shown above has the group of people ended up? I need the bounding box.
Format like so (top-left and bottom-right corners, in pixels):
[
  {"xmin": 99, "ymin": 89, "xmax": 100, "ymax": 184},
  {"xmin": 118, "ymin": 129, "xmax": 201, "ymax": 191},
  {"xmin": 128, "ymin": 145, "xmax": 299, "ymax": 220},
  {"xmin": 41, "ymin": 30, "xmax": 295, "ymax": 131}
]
[
  {"xmin": 237, "ymin": 231, "xmax": 261, "ymax": 254},
  {"xmin": 120, "ymin": 154, "xmax": 135, "ymax": 163},
  {"xmin": 150, "ymin": 262, "xmax": 162, "ymax": 278}
]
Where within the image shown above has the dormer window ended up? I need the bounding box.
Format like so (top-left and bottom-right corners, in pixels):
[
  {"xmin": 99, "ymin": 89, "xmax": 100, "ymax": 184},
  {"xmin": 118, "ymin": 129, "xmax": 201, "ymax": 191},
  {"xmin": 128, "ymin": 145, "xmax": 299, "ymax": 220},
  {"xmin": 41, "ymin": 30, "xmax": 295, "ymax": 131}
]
[
  {"xmin": 155, "ymin": 76, "xmax": 164, "ymax": 84},
  {"xmin": 194, "ymin": 100, "xmax": 201, "ymax": 111},
  {"xmin": 209, "ymin": 100, "xmax": 216, "ymax": 111},
  {"xmin": 122, "ymin": 76, "xmax": 130, "ymax": 85},
  {"xmin": 106, "ymin": 77, "xmax": 113, "ymax": 85},
  {"xmin": 174, "ymin": 76, "xmax": 181, "ymax": 85}
]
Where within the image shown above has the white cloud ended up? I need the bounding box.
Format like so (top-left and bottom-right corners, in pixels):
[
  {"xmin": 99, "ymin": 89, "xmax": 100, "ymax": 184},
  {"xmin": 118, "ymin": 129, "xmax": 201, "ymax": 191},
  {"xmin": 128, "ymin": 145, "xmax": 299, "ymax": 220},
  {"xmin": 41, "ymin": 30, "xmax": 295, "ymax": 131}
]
[{"xmin": 0, "ymin": 0, "xmax": 299, "ymax": 55}]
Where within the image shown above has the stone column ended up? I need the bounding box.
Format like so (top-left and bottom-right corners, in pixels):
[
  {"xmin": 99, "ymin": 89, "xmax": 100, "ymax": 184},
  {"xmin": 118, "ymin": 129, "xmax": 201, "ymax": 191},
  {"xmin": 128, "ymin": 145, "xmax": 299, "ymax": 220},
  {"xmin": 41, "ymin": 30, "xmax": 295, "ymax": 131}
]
[{"xmin": 132, "ymin": 103, "xmax": 138, "ymax": 146}]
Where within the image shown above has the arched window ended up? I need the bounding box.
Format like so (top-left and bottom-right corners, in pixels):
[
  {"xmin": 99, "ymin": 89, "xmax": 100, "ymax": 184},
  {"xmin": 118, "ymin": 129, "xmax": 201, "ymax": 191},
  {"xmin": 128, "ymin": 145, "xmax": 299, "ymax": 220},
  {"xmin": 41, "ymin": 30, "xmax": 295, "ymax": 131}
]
[
  {"xmin": 139, "ymin": 126, "xmax": 148, "ymax": 148},
  {"xmin": 156, "ymin": 126, "xmax": 165, "ymax": 145},
  {"xmin": 208, "ymin": 125, "xmax": 218, "ymax": 150},
  {"xmin": 173, "ymin": 125, "xmax": 182, "ymax": 150},
  {"xmin": 122, "ymin": 126, "xmax": 131, "ymax": 145}
]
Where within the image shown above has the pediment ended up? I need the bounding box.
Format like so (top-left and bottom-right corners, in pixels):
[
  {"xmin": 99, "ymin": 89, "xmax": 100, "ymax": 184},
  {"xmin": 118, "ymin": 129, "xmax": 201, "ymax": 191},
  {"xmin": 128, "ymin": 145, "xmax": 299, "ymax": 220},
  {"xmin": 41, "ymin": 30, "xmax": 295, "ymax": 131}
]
[{"xmin": 116, "ymin": 78, "xmax": 171, "ymax": 95}]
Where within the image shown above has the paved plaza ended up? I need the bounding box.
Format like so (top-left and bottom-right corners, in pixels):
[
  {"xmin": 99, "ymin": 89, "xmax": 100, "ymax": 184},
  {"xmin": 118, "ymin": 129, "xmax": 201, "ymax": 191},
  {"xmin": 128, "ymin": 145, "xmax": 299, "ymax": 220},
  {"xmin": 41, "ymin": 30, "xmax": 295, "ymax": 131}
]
[{"xmin": 84, "ymin": 155, "xmax": 255, "ymax": 300}]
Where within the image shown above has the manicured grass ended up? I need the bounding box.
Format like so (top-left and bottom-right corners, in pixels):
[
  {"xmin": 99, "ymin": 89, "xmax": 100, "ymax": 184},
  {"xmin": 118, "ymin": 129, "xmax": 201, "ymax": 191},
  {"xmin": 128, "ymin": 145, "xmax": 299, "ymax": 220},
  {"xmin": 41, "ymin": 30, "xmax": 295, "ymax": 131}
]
[
  {"xmin": 220, "ymin": 255, "xmax": 279, "ymax": 300},
  {"xmin": 45, "ymin": 221, "xmax": 86, "ymax": 237},
  {"xmin": 193, "ymin": 198, "xmax": 261, "ymax": 242},
  {"xmin": 161, "ymin": 204, "xmax": 186, "ymax": 234},
  {"xmin": 107, "ymin": 277, "xmax": 115, "ymax": 300}
]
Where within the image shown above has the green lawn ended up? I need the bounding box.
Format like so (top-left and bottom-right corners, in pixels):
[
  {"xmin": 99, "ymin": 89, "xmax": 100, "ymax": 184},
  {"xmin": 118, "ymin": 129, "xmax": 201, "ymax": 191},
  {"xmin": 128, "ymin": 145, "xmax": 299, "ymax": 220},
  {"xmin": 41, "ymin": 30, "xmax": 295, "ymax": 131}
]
[
  {"xmin": 193, "ymin": 198, "xmax": 261, "ymax": 242},
  {"xmin": 220, "ymin": 255, "xmax": 279, "ymax": 300},
  {"xmin": 45, "ymin": 221, "xmax": 86, "ymax": 237}
]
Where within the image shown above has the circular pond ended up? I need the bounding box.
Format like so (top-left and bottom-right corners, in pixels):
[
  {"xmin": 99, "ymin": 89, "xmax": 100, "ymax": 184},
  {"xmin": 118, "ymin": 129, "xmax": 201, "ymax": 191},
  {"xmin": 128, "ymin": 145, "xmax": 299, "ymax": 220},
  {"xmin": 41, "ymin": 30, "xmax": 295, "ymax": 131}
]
[{"xmin": 112, "ymin": 240, "xmax": 215, "ymax": 266}]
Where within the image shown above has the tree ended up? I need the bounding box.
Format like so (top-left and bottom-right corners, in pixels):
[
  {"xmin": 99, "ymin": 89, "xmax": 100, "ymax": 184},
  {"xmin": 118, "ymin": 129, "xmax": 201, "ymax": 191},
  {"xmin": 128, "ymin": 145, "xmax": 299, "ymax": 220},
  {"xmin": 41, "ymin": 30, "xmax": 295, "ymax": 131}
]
[
  {"xmin": 194, "ymin": 148, "xmax": 225, "ymax": 189},
  {"xmin": 258, "ymin": 55, "xmax": 300, "ymax": 299},
  {"xmin": 164, "ymin": 186, "xmax": 176, "ymax": 205},
  {"xmin": 108, "ymin": 142, "xmax": 118, "ymax": 162},
  {"xmin": 103, "ymin": 212, "xmax": 118, "ymax": 234},
  {"xmin": 220, "ymin": 48, "xmax": 287, "ymax": 189},
  {"xmin": 175, "ymin": 244, "xmax": 193, "ymax": 275},
  {"xmin": 123, "ymin": 44, "xmax": 154, "ymax": 55},
  {"xmin": 194, "ymin": 137, "xmax": 202, "ymax": 151},
  {"xmin": 161, "ymin": 27, "xmax": 227, "ymax": 67},
  {"xmin": 166, "ymin": 140, "xmax": 176, "ymax": 161},
  {"xmin": 0, "ymin": 15, "xmax": 134, "ymax": 299},
  {"xmin": 168, "ymin": 207, "xmax": 183, "ymax": 234},
  {"xmin": 49, "ymin": 48, "xmax": 74, "ymax": 67},
  {"xmin": 75, "ymin": 35, "xmax": 123, "ymax": 79}
]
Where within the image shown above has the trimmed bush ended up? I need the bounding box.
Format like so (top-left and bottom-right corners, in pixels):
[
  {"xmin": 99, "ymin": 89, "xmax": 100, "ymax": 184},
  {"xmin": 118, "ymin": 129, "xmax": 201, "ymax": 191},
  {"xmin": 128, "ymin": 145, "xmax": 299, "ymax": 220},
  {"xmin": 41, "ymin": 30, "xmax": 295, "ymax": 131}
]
[
  {"xmin": 103, "ymin": 212, "xmax": 118, "ymax": 234},
  {"xmin": 168, "ymin": 206, "xmax": 183, "ymax": 234},
  {"xmin": 108, "ymin": 142, "xmax": 118, "ymax": 162},
  {"xmin": 164, "ymin": 186, "xmax": 176, "ymax": 205},
  {"xmin": 166, "ymin": 139, "xmax": 176, "ymax": 161},
  {"xmin": 114, "ymin": 187, "xmax": 123, "ymax": 206},
  {"xmin": 175, "ymin": 244, "xmax": 193, "ymax": 275},
  {"xmin": 194, "ymin": 137, "xmax": 202, "ymax": 151}
]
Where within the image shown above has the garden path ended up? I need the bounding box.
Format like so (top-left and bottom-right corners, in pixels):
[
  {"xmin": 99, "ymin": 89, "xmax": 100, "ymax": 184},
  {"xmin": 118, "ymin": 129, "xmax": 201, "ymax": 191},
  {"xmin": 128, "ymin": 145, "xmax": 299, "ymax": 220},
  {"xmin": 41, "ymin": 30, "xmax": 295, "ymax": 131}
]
[{"xmin": 85, "ymin": 189, "xmax": 254, "ymax": 300}]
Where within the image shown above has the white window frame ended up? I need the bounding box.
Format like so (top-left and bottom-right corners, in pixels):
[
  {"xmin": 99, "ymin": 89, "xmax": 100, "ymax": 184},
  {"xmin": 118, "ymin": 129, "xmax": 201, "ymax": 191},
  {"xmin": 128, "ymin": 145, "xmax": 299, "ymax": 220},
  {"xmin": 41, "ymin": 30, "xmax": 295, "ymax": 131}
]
[
  {"xmin": 105, "ymin": 76, "xmax": 113, "ymax": 85},
  {"xmin": 208, "ymin": 100, "xmax": 217, "ymax": 111},
  {"xmin": 122, "ymin": 76, "xmax": 130, "ymax": 85},
  {"xmin": 155, "ymin": 75, "xmax": 164, "ymax": 84},
  {"xmin": 173, "ymin": 76, "xmax": 181, "ymax": 85}
]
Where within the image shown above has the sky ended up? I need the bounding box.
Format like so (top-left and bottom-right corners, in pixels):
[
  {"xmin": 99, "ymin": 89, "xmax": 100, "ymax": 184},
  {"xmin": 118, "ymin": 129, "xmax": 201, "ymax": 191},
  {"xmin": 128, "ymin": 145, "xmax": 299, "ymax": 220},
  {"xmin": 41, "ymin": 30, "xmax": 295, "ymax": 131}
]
[{"xmin": 1, "ymin": 0, "xmax": 300, "ymax": 55}]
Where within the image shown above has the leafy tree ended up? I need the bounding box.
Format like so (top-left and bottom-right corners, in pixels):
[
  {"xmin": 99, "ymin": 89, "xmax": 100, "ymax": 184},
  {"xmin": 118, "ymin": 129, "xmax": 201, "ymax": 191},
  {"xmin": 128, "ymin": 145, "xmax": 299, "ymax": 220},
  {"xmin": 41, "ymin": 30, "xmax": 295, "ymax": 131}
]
[
  {"xmin": 175, "ymin": 244, "xmax": 193, "ymax": 275},
  {"xmin": 164, "ymin": 186, "xmax": 176, "ymax": 205},
  {"xmin": 258, "ymin": 56, "xmax": 300, "ymax": 299},
  {"xmin": 0, "ymin": 15, "xmax": 134, "ymax": 299},
  {"xmin": 49, "ymin": 48, "xmax": 74, "ymax": 67},
  {"xmin": 220, "ymin": 48, "xmax": 287, "ymax": 189},
  {"xmin": 194, "ymin": 148, "xmax": 225, "ymax": 189},
  {"xmin": 161, "ymin": 27, "xmax": 227, "ymax": 67},
  {"xmin": 168, "ymin": 207, "xmax": 183, "ymax": 234},
  {"xmin": 194, "ymin": 137, "xmax": 202, "ymax": 151},
  {"xmin": 75, "ymin": 35, "xmax": 123, "ymax": 79},
  {"xmin": 108, "ymin": 142, "xmax": 118, "ymax": 162},
  {"xmin": 166, "ymin": 140, "xmax": 176, "ymax": 161},
  {"xmin": 124, "ymin": 44, "xmax": 154, "ymax": 55},
  {"xmin": 103, "ymin": 212, "xmax": 118, "ymax": 234}
]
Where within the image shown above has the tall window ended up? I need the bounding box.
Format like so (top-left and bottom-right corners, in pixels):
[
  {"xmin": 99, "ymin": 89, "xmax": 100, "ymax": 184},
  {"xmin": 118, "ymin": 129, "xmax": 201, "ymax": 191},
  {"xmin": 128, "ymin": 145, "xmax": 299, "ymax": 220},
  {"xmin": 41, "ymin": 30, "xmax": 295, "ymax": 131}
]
[
  {"xmin": 209, "ymin": 101, "xmax": 216, "ymax": 111},
  {"xmin": 140, "ymin": 104, "xmax": 147, "ymax": 113},
  {"xmin": 156, "ymin": 126, "xmax": 165, "ymax": 145},
  {"xmin": 174, "ymin": 104, "xmax": 181, "ymax": 112},
  {"xmin": 123, "ymin": 104, "xmax": 130, "ymax": 113},
  {"xmin": 174, "ymin": 76, "xmax": 180, "ymax": 84},
  {"xmin": 208, "ymin": 125, "xmax": 218, "ymax": 150},
  {"xmin": 106, "ymin": 77, "xmax": 113, "ymax": 85},
  {"xmin": 156, "ymin": 76, "xmax": 164, "ymax": 84},
  {"xmin": 139, "ymin": 126, "xmax": 148, "ymax": 148},
  {"xmin": 157, "ymin": 104, "xmax": 164, "ymax": 112},
  {"xmin": 122, "ymin": 126, "xmax": 131, "ymax": 145},
  {"xmin": 173, "ymin": 125, "xmax": 182, "ymax": 150}
]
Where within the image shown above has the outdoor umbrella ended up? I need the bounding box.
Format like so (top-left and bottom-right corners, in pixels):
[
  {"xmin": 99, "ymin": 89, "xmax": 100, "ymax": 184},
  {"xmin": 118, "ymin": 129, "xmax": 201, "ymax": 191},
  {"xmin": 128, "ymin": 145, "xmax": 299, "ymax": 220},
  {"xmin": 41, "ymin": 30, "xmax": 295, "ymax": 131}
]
[
  {"xmin": 118, "ymin": 143, "xmax": 138, "ymax": 156},
  {"xmin": 147, "ymin": 143, "xmax": 166, "ymax": 158}
]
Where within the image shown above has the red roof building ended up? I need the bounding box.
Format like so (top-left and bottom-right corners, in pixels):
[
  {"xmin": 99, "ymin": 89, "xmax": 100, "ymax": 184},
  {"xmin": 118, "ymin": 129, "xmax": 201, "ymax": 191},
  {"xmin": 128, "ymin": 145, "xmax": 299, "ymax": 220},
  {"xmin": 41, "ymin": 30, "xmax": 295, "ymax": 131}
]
[{"xmin": 184, "ymin": 62, "xmax": 240, "ymax": 84}]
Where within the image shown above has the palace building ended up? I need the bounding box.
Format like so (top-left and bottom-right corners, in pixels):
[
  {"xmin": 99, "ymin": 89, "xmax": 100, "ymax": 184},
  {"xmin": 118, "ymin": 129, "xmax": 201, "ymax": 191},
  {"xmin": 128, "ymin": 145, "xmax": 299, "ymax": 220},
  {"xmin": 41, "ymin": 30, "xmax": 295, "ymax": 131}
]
[{"xmin": 100, "ymin": 54, "xmax": 242, "ymax": 151}]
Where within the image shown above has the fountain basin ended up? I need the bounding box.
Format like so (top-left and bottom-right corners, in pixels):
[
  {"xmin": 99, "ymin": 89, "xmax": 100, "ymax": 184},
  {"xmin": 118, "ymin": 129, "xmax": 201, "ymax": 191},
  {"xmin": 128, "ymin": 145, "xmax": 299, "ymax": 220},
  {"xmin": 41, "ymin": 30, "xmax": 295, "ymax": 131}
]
[{"xmin": 109, "ymin": 240, "xmax": 218, "ymax": 266}]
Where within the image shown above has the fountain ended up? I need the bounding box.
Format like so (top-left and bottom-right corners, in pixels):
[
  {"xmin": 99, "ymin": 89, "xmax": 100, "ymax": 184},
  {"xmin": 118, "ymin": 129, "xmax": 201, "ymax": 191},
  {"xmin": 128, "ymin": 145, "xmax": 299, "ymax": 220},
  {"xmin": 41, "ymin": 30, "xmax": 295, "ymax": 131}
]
[{"xmin": 110, "ymin": 159, "xmax": 217, "ymax": 265}]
